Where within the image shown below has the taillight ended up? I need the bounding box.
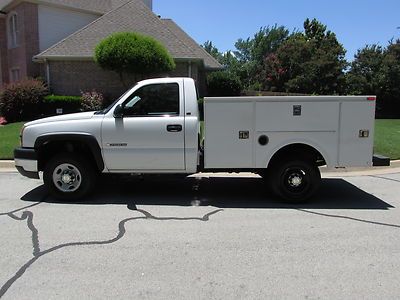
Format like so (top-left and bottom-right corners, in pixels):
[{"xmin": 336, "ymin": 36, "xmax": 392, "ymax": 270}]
[{"xmin": 367, "ymin": 96, "xmax": 376, "ymax": 101}]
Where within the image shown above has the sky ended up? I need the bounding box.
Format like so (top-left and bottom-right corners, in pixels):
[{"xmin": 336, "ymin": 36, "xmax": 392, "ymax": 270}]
[{"xmin": 154, "ymin": 0, "xmax": 400, "ymax": 61}]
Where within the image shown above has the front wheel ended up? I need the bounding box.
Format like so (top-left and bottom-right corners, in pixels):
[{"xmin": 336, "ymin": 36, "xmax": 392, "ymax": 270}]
[
  {"xmin": 269, "ymin": 159, "xmax": 321, "ymax": 203},
  {"xmin": 43, "ymin": 153, "xmax": 97, "ymax": 200}
]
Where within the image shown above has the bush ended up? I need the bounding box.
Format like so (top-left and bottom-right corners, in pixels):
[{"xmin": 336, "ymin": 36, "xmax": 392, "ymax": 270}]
[
  {"xmin": 81, "ymin": 90, "xmax": 104, "ymax": 111},
  {"xmin": 44, "ymin": 95, "xmax": 82, "ymax": 103},
  {"xmin": 42, "ymin": 95, "xmax": 82, "ymax": 116},
  {"xmin": 95, "ymin": 32, "xmax": 175, "ymax": 84},
  {"xmin": 0, "ymin": 79, "xmax": 49, "ymax": 122},
  {"xmin": 207, "ymin": 71, "xmax": 242, "ymax": 97}
]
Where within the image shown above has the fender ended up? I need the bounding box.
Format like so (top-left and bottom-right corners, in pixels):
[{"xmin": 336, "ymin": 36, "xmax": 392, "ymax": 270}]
[
  {"xmin": 34, "ymin": 133, "xmax": 104, "ymax": 171},
  {"xmin": 265, "ymin": 140, "xmax": 331, "ymax": 169}
]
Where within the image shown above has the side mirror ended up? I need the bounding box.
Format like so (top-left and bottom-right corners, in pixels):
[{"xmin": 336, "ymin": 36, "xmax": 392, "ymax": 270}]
[{"xmin": 113, "ymin": 104, "xmax": 124, "ymax": 118}]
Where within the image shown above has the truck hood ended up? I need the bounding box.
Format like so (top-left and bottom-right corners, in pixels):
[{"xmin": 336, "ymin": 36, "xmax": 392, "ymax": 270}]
[{"xmin": 25, "ymin": 112, "xmax": 96, "ymax": 126}]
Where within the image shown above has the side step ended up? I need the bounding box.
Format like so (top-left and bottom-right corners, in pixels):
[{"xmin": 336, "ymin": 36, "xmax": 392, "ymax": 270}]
[{"xmin": 373, "ymin": 154, "xmax": 391, "ymax": 167}]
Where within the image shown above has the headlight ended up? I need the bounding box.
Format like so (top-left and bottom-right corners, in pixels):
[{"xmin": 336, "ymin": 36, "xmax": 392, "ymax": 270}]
[{"xmin": 19, "ymin": 125, "xmax": 26, "ymax": 146}]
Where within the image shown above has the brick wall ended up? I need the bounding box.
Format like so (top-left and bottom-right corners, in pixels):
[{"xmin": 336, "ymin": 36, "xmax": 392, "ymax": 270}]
[
  {"xmin": 0, "ymin": 17, "xmax": 9, "ymax": 84},
  {"xmin": 47, "ymin": 60, "xmax": 204, "ymax": 98},
  {"xmin": 0, "ymin": 2, "xmax": 40, "ymax": 86}
]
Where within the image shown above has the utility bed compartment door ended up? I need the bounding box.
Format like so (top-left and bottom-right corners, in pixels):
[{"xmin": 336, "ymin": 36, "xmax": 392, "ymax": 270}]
[
  {"xmin": 339, "ymin": 102, "xmax": 375, "ymax": 167},
  {"xmin": 204, "ymin": 101, "xmax": 253, "ymax": 168}
]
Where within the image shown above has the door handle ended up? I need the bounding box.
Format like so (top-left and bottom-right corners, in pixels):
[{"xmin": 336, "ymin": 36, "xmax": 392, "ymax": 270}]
[{"xmin": 167, "ymin": 124, "xmax": 182, "ymax": 132}]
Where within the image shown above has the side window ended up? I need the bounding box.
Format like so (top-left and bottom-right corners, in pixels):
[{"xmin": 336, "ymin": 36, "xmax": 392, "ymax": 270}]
[
  {"xmin": 8, "ymin": 13, "xmax": 18, "ymax": 48},
  {"xmin": 123, "ymin": 83, "xmax": 180, "ymax": 117}
]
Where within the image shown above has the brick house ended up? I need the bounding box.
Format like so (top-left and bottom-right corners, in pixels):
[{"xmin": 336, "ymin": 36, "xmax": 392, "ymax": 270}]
[{"xmin": 0, "ymin": 0, "xmax": 222, "ymax": 97}]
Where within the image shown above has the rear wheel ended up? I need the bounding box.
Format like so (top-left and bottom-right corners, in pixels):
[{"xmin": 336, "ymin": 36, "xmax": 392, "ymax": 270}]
[
  {"xmin": 43, "ymin": 153, "xmax": 97, "ymax": 200},
  {"xmin": 269, "ymin": 159, "xmax": 321, "ymax": 203}
]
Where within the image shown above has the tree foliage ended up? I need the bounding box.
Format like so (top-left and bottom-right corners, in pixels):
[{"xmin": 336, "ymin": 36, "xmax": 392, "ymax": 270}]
[
  {"xmin": 95, "ymin": 32, "xmax": 175, "ymax": 84},
  {"xmin": 202, "ymin": 18, "xmax": 400, "ymax": 117},
  {"xmin": 347, "ymin": 40, "xmax": 400, "ymax": 117},
  {"xmin": 263, "ymin": 19, "xmax": 347, "ymax": 94},
  {"xmin": 202, "ymin": 41, "xmax": 224, "ymax": 63},
  {"xmin": 207, "ymin": 71, "xmax": 242, "ymax": 97}
]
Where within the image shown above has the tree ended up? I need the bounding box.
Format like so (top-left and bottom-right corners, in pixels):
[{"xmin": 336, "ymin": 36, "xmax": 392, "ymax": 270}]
[
  {"xmin": 207, "ymin": 71, "xmax": 242, "ymax": 96},
  {"xmin": 346, "ymin": 45, "xmax": 384, "ymax": 95},
  {"xmin": 234, "ymin": 25, "xmax": 290, "ymax": 89},
  {"xmin": 95, "ymin": 32, "xmax": 175, "ymax": 86},
  {"xmin": 202, "ymin": 41, "xmax": 224, "ymax": 63},
  {"xmin": 263, "ymin": 19, "xmax": 347, "ymax": 94},
  {"xmin": 347, "ymin": 40, "xmax": 400, "ymax": 117}
]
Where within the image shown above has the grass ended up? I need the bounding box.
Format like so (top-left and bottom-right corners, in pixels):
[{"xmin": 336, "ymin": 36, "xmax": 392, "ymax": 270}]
[
  {"xmin": 374, "ymin": 119, "xmax": 400, "ymax": 160},
  {"xmin": 0, "ymin": 120, "xmax": 399, "ymax": 160},
  {"xmin": 0, "ymin": 122, "xmax": 24, "ymax": 159}
]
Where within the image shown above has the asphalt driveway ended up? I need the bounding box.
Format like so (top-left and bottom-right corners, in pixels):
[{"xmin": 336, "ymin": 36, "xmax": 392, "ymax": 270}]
[{"xmin": 0, "ymin": 171, "xmax": 400, "ymax": 299}]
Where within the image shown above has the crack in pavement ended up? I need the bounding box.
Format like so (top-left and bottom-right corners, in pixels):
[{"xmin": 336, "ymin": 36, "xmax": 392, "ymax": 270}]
[
  {"xmin": 369, "ymin": 175, "xmax": 400, "ymax": 183},
  {"xmin": 297, "ymin": 209, "xmax": 400, "ymax": 229},
  {"xmin": 0, "ymin": 204, "xmax": 223, "ymax": 298},
  {"xmin": 0, "ymin": 203, "xmax": 41, "ymax": 217},
  {"xmin": 7, "ymin": 211, "xmax": 41, "ymax": 256}
]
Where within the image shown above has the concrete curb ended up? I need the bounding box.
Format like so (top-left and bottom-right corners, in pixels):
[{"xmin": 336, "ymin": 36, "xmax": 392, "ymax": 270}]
[
  {"xmin": 2, "ymin": 160, "xmax": 400, "ymax": 177},
  {"xmin": 0, "ymin": 160, "xmax": 14, "ymax": 169}
]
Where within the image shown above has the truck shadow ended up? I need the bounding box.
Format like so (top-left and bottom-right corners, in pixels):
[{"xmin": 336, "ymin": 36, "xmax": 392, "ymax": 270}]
[{"xmin": 21, "ymin": 176, "xmax": 393, "ymax": 210}]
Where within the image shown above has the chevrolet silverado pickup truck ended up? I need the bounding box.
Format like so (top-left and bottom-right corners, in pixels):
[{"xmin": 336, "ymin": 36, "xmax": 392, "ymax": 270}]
[{"xmin": 14, "ymin": 77, "xmax": 385, "ymax": 202}]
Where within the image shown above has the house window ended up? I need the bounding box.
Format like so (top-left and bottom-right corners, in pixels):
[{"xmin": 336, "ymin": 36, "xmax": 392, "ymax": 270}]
[
  {"xmin": 8, "ymin": 13, "xmax": 18, "ymax": 48},
  {"xmin": 10, "ymin": 68, "xmax": 20, "ymax": 82}
]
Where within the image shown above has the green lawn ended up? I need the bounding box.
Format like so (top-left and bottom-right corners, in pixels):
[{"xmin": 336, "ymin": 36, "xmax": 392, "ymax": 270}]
[
  {"xmin": 0, "ymin": 120, "xmax": 399, "ymax": 160},
  {"xmin": 374, "ymin": 119, "xmax": 400, "ymax": 160},
  {"xmin": 0, "ymin": 122, "xmax": 24, "ymax": 159}
]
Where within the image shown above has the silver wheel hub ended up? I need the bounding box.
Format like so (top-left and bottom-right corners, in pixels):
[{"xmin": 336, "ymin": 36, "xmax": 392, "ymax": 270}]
[
  {"xmin": 288, "ymin": 174, "xmax": 303, "ymax": 187},
  {"xmin": 61, "ymin": 174, "xmax": 72, "ymax": 184},
  {"xmin": 53, "ymin": 163, "xmax": 82, "ymax": 193}
]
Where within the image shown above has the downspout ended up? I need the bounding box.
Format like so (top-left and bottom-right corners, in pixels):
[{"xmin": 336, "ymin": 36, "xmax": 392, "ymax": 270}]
[
  {"xmin": 188, "ymin": 61, "xmax": 192, "ymax": 78},
  {"xmin": 45, "ymin": 59, "xmax": 50, "ymax": 87}
]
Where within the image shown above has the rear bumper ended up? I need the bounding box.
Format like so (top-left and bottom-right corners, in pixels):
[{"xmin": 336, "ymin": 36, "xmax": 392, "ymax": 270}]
[
  {"xmin": 373, "ymin": 154, "xmax": 390, "ymax": 167},
  {"xmin": 14, "ymin": 148, "xmax": 39, "ymax": 179}
]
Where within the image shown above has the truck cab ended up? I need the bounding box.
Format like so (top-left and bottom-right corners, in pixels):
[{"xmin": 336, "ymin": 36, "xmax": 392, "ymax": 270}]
[{"xmin": 100, "ymin": 77, "xmax": 199, "ymax": 173}]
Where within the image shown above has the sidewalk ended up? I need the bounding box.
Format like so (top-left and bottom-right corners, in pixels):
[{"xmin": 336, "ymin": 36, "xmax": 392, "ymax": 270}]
[{"xmin": 2, "ymin": 160, "xmax": 400, "ymax": 177}]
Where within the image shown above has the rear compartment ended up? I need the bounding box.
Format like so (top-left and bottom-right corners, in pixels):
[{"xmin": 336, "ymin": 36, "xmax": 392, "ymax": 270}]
[{"xmin": 203, "ymin": 96, "xmax": 376, "ymax": 169}]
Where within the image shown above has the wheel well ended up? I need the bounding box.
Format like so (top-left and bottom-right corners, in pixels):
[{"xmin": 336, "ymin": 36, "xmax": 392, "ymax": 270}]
[
  {"xmin": 37, "ymin": 140, "xmax": 99, "ymax": 172},
  {"xmin": 268, "ymin": 143, "xmax": 326, "ymax": 168}
]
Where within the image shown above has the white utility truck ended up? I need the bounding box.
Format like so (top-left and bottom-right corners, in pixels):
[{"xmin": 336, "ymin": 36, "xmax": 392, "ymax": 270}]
[{"xmin": 14, "ymin": 77, "xmax": 385, "ymax": 202}]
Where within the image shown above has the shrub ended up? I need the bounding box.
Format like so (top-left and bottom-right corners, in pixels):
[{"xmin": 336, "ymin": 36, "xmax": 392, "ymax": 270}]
[
  {"xmin": 0, "ymin": 79, "xmax": 49, "ymax": 122},
  {"xmin": 44, "ymin": 95, "xmax": 82, "ymax": 103},
  {"xmin": 95, "ymin": 32, "xmax": 175, "ymax": 85},
  {"xmin": 207, "ymin": 71, "xmax": 242, "ymax": 97},
  {"xmin": 81, "ymin": 90, "xmax": 104, "ymax": 111},
  {"xmin": 42, "ymin": 95, "xmax": 82, "ymax": 116}
]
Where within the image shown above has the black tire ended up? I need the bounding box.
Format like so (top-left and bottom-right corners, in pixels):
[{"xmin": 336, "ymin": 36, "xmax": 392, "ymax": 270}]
[
  {"xmin": 43, "ymin": 153, "xmax": 97, "ymax": 201},
  {"xmin": 269, "ymin": 159, "xmax": 321, "ymax": 203}
]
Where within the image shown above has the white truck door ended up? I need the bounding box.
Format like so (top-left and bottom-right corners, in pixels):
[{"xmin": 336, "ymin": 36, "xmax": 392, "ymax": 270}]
[{"xmin": 101, "ymin": 82, "xmax": 185, "ymax": 171}]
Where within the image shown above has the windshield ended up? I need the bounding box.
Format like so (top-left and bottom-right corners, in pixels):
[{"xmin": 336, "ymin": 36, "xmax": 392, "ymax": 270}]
[{"xmin": 95, "ymin": 83, "xmax": 138, "ymax": 115}]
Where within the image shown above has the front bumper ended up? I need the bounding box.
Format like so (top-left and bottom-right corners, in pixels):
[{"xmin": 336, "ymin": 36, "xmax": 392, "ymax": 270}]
[{"xmin": 14, "ymin": 147, "xmax": 39, "ymax": 179}]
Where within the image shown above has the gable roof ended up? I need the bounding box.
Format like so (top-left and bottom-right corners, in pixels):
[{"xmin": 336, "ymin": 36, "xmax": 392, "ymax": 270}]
[
  {"xmin": 0, "ymin": 0, "xmax": 130, "ymax": 14},
  {"xmin": 33, "ymin": 0, "xmax": 222, "ymax": 70}
]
